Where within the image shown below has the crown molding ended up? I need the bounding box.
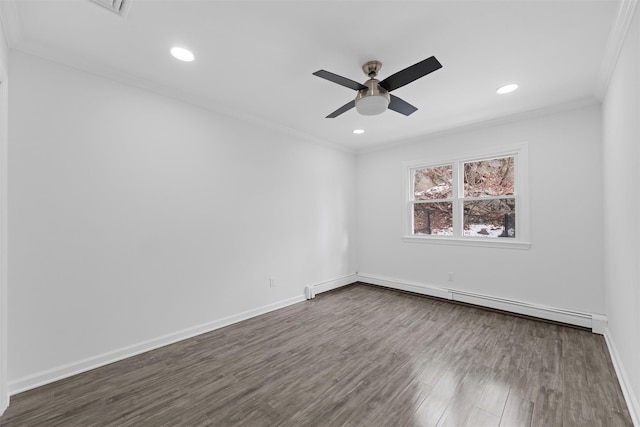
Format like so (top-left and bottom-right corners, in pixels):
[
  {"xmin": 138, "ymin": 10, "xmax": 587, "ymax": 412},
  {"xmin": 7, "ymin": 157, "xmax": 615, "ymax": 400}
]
[
  {"xmin": 595, "ymin": 0, "xmax": 638, "ymax": 99},
  {"xmin": 357, "ymin": 97, "xmax": 600, "ymax": 155},
  {"xmin": 0, "ymin": 0, "xmax": 21, "ymax": 47},
  {"xmin": 12, "ymin": 43, "xmax": 354, "ymax": 155}
]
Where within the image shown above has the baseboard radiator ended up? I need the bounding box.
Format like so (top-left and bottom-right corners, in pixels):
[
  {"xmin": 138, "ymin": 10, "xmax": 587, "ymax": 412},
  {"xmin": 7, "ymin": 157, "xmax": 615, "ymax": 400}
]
[
  {"xmin": 355, "ymin": 273, "xmax": 607, "ymax": 334},
  {"xmin": 305, "ymin": 285, "xmax": 315, "ymax": 299}
]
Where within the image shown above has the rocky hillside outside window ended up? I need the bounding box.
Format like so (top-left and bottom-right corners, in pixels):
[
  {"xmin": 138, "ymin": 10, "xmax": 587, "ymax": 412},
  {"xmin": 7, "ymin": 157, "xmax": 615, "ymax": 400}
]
[{"xmin": 404, "ymin": 143, "xmax": 530, "ymax": 249}]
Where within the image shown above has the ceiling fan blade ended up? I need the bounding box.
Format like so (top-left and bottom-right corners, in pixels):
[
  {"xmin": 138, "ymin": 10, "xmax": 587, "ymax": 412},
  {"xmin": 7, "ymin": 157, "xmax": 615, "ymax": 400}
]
[
  {"xmin": 313, "ymin": 70, "xmax": 367, "ymax": 91},
  {"xmin": 379, "ymin": 56, "xmax": 442, "ymax": 92},
  {"xmin": 388, "ymin": 94, "xmax": 418, "ymax": 116},
  {"xmin": 326, "ymin": 100, "xmax": 356, "ymax": 118}
]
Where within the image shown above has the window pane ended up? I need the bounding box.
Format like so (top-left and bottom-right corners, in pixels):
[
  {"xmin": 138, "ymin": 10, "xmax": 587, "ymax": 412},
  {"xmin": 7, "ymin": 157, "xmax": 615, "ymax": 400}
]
[
  {"xmin": 463, "ymin": 199, "xmax": 515, "ymax": 238},
  {"xmin": 464, "ymin": 157, "xmax": 514, "ymax": 197},
  {"xmin": 414, "ymin": 202, "xmax": 453, "ymax": 235},
  {"xmin": 414, "ymin": 165, "xmax": 453, "ymax": 200}
]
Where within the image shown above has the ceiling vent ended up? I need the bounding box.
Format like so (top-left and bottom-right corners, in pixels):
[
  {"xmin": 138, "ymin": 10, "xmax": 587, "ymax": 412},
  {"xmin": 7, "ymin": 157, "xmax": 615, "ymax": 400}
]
[{"xmin": 88, "ymin": 0, "xmax": 130, "ymax": 16}]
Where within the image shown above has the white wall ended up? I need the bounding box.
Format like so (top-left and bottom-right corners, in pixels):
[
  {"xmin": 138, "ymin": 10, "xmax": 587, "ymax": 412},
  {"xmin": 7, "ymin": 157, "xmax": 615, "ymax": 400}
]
[
  {"xmin": 0, "ymin": 5, "xmax": 9, "ymax": 415},
  {"xmin": 7, "ymin": 51, "xmax": 356, "ymax": 390},
  {"xmin": 357, "ymin": 104, "xmax": 605, "ymax": 315},
  {"xmin": 602, "ymin": 4, "xmax": 640, "ymax": 422}
]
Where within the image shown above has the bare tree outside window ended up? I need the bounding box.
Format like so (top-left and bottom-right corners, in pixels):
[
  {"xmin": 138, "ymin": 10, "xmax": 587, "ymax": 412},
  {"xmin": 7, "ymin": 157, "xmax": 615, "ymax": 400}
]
[
  {"xmin": 412, "ymin": 165, "xmax": 453, "ymax": 235},
  {"xmin": 414, "ymin": 202, "xmax": 453, "ymax": 235},
  {"xmin": 464, "ymin": 157, "xmax": 514, "ymax": 197},
  {"xmin": 463, "ymin": 157, "xmax": 516, "ymax": 238},
  {"xmin": 409, "ymin": 155, "xmax": 517, "ymax": 239},
  {"xmin": 414, "ymin": 165, "xmax": 453, "ymax": 200}
]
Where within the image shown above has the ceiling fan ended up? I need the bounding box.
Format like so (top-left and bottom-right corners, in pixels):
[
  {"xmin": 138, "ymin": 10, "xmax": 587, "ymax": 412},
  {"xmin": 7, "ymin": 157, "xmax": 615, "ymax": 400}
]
[{"xmin": 313, "ymin": 56, "xmax": 442, "ymax": 118}]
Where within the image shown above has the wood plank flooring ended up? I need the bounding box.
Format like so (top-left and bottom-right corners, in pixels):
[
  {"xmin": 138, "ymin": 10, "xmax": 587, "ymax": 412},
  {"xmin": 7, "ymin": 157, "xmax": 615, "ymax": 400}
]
[{"xmin": 0, "ymin": 283, "xmax": 632, "ymax": 426}]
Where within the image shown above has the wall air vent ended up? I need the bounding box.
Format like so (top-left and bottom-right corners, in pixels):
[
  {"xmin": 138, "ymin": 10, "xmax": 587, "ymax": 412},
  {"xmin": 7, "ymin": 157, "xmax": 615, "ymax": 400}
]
[{"xmin": 88, "ymin": 0, "xmax": 130, "ymax": 17}]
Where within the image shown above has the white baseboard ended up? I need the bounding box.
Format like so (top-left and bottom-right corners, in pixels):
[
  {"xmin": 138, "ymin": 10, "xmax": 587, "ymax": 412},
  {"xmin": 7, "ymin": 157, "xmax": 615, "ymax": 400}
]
[
  {"xmin": 451, "ymin": 290, "xmax": 594, "ymax": 329},
  {"xmin": 306, "ymin": 273, "xmax": 358, "ymax": 299},
  {"xmin": 0, "ymin": 398, "xmax": 7, "ymax": 417},
  {"xmin": 6, "ymin": 272, "xmax": 610, "ymax": 400},
  {"xmin": 591, "ymin": 314, "xmax": 608, "ymax": 335},
  {"xmin": 357, "ymin": 273, "xmax": 605, "ymax": 332},
  {"xmin": 8, "ymin": 293, "xmax": 307, "ymax": 395},
  {"xmin": 357, "ymin": 273, "xmax": 452, "ymax": 300},
  {"xmin": 603, "ymin": 328, "xmax": 640, "ymax": 426}
]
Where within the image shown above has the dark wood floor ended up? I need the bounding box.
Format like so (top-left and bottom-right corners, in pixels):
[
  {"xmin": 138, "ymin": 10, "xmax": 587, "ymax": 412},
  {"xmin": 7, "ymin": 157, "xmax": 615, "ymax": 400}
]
[{"xmin": 0, "ymin": 283, "xmax": 632, "ymax": 426}]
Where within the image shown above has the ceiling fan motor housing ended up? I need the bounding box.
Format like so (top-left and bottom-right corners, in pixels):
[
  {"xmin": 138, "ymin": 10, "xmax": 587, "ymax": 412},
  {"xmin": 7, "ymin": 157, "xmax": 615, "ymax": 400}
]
[
  {"xmin": 355, "ymin": 78, "xmax": 390, "ymax": 116},
  {"xmin": 313, "ymin": 56, "xmax": 441, "ymax": 117}
]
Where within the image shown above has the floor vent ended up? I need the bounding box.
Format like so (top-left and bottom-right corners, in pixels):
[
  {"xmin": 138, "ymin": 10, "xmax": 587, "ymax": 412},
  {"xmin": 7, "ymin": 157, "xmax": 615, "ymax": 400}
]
[{"xmin": 88, "ymin": 0, "xmax": 130, "ymax": 16}]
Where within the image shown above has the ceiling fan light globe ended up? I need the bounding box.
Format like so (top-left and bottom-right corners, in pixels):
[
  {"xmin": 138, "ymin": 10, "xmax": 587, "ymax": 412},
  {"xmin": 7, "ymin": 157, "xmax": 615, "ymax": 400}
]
[{"xmin": 355, "ymin": 95, "xmax": 390, "ymax": 116}]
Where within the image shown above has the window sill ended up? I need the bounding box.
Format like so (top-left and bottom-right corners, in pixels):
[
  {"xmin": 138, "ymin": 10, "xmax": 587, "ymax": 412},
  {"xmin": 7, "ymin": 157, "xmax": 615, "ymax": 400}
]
[{"xmin": 402, "ymin": 235, "xmax": 531, "ymax": 249}]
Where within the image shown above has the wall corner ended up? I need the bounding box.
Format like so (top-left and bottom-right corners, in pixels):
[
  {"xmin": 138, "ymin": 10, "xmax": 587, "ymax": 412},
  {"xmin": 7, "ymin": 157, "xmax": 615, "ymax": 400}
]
[
  {"xmin": 591, "ymin": 313, "xmax": 608, "ymax": 335},
  {"xmin": 603, "ymin": 328, "xmax": 640, "ymax": 426}
]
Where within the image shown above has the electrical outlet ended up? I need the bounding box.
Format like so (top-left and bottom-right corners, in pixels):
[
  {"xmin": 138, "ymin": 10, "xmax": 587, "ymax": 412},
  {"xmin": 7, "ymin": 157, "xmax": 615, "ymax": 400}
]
[
  {"xmin": 269, "ymin": 277, "xmax": 276, "ymax": 288},
  {"xmin": 448, "ymin": 272, "xmax": 454, "ymax": 282}
]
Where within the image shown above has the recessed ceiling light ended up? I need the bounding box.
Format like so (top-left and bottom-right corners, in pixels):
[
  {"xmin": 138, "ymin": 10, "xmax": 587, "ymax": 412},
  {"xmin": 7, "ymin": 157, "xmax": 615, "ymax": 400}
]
[
  {"xmin": 496, "ymin": 83, "xmax": 518, "ymax": 95},
  {"xmin": 353, "ymin": 129, "xmax": 365, "ymax": 134},
  {"xmin": 170, "ymin": 47, "xmax": 195, "ymax": 62}
]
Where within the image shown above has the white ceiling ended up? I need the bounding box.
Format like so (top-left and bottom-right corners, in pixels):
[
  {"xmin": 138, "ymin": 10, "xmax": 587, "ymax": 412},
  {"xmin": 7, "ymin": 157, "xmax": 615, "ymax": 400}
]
[{"xmin": 4, "ymin": 0, "xmax": 622, "ymax": 151}]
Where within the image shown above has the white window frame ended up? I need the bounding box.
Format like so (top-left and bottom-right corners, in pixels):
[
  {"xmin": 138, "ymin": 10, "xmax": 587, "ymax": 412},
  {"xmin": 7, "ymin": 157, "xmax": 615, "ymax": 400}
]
[{"xmin": 402, "ymin": 142, "xmax": 530, "ymax": 249}]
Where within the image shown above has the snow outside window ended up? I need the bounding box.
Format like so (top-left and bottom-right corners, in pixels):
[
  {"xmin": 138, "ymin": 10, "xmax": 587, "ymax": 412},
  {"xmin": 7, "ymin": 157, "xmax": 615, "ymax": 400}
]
[{"xmin": 403, "ymin": 143, "xmax": 530, "ymax": 249}]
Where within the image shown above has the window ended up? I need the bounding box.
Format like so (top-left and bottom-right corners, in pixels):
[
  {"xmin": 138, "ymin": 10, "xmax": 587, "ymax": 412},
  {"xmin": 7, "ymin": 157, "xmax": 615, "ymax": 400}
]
[{"xmin": 404, "ymin": 143, "xmax": 529, "ymax": 248}]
